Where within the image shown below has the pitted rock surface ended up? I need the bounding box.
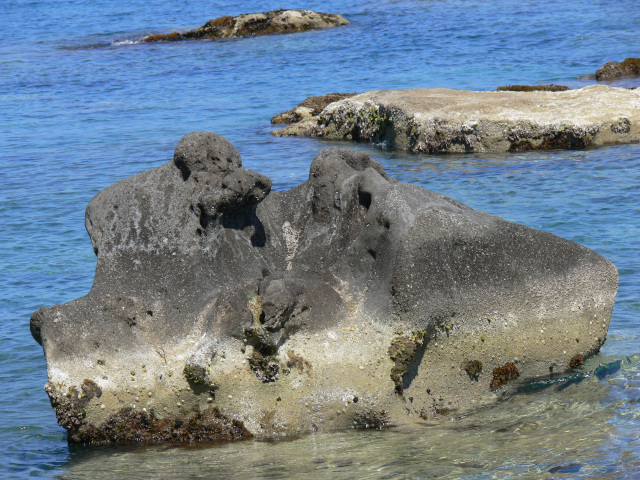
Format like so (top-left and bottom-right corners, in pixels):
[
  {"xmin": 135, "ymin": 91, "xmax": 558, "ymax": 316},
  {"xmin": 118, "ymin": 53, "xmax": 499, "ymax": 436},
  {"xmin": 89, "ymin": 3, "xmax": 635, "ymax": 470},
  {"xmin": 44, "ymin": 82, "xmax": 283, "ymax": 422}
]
[{"xmin": 32, "ymin": 132, "xmax": 617, "ymax": 444}]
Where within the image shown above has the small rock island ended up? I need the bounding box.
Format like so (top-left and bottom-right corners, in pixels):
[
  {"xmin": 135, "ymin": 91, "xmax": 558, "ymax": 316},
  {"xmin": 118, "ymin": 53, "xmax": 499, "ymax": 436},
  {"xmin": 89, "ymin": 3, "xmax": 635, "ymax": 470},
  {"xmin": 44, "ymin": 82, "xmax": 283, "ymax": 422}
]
[
  {"xmin": 32, "ymin": 132, "xmax": 617, "ymax": 444},
  {"xmin": 273, "ymin": 85, "xmax": 640, "ymax": 153},
  {"xmin": 143, "ymin": 9, "xmax": 349, "ymax": 42}
]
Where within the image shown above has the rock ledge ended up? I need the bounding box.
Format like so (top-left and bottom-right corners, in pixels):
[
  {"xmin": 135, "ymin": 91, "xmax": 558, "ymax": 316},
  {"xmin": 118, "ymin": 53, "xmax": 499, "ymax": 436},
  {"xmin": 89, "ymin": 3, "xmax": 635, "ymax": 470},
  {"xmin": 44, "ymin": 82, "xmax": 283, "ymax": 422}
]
[
  {"xmin": 273, "ymin": 85, "xmax": 640, "ymax": 153},
  {"xmin": 143, "ymin": 9, "xmax": 349, "ymax": 42}
]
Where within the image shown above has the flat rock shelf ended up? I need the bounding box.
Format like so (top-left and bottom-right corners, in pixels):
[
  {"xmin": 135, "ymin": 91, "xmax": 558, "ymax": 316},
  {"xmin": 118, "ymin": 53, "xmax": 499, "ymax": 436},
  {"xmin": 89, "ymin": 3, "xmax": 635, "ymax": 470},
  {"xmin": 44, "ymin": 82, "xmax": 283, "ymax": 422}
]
[
  {"xmin": 273, "ymin": 85, "xmax": 640, "ymax": 153},
  {"xmin": 143, "ymin": 9, "xmax": 349, "ymax": 42}
]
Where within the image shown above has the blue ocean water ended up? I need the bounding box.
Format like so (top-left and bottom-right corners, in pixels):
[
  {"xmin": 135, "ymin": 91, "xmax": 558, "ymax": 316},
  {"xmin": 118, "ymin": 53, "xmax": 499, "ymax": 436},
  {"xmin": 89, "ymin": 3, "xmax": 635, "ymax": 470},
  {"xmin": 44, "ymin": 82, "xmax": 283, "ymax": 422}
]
[{"xmin": 1, "ymin": 0, "xmax": 639, "ymax": 478}]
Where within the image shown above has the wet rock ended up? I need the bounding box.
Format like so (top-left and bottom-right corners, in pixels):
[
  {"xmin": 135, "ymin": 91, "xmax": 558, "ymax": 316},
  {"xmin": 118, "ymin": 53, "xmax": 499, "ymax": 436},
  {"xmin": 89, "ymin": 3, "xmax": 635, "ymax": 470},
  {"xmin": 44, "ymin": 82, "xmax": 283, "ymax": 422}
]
[
  {"xmin": 143, "ymin": 9, "xmax": 349, "ymax": 43},
  {"xmin": 596, "ymin": 58, "xmax": 640, "ymax": 80},
  {"xmin": 273, "ymin": 85, "xmax": 640, "ymax": 153},
  {"xmin": 32, "ymin": 132, "xmax": 617, "ymax": 444},
  {"xmin": 496, "ymin": 84, "xmax": 570, "ymax": 92}
]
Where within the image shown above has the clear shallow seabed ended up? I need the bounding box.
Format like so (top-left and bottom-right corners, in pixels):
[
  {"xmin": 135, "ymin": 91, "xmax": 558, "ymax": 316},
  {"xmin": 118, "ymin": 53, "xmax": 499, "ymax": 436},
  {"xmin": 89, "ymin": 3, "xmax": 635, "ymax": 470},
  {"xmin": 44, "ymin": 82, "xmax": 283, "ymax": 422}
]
[{"xmin": 1, "ymin": 0, "xmax": 639, "ymax": 478}]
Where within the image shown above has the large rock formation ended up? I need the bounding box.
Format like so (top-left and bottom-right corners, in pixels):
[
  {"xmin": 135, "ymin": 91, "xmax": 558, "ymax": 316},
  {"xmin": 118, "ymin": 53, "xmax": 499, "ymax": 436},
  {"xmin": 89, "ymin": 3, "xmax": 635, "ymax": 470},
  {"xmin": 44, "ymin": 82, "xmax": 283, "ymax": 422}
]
[
  {"xmin": 273, "ymin": 85, "xmax": 640, "ymax": 153},
  {"xmin": 31, "ymin": 132, "xmax": 617, "ymax": 444},
  {"xmin": 143, "ymin": 9, "xmax": 349, "ymax": 43}
]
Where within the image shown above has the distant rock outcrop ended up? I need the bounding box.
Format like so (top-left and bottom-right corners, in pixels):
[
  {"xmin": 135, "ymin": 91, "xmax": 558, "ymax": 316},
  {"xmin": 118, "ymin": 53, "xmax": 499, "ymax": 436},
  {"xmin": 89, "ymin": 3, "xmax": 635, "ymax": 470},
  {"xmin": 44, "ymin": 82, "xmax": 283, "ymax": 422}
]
[
  {"xmin": 596, "ymin": 58, "xmax": 640, "ymax": 80},
  {"xmin": 143, "ymin": 9, "xmax": 349, "ymax": 42},
  {"xmin": 32, "ymin": 132, "xmax": 617, "ymax": 444},
  {"xmin": 273, "ymin": 85, "xmax": 640, "ymax": 153}
]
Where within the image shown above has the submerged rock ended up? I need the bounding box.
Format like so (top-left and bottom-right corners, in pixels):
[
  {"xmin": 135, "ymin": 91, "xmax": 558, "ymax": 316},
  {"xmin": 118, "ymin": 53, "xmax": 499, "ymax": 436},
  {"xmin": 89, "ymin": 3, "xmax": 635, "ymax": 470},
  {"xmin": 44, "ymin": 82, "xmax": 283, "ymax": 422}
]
[
  {"xmin": 596, "ymin": 58, "xmax": 640, "ymax": 81},
  {"xmin": 143, "ymin": 9, "xmax": 349, "ymax": 43},
  {"xmin": 32, "ymin": 132, "xmax": 617, "ymax": 444},
  {"xmin": 273, "ymin": 85, "xmax": 640, "ymax": 153}
]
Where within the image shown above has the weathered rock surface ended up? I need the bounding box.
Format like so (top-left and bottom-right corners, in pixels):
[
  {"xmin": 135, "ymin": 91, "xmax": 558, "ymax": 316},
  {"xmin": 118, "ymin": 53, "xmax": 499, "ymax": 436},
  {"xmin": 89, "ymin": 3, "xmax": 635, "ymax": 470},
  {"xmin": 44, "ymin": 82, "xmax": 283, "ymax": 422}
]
[
  {"xmin": 143, "ymin": 9, "xmax": 349, "ymax": 43},
  {"xmin": 32, "ymin": 132, "xmax": 617, "ymax": 444},
  {"xmin": 596, "ymin": 58, "xmax": 640, "ymax": 80},
  {"xmin": 273, "ymin": 85, "xmax": 640, "ymax": 153}
]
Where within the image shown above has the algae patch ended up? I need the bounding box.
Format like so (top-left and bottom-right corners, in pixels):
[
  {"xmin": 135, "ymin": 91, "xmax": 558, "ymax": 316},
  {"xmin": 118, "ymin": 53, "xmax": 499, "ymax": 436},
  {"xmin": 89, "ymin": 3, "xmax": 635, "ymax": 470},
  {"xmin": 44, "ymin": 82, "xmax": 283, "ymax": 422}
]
[
  {"xmin": 183, "ymin": 364, "xmax": 207, "ymax": 385},
  {"xmin": 461, "ymin": 359, "xmax": 483, "ymax": 379},
  {"xmin": 79, "ymin": 407, "xmax": 250, "ymax": 444},
  {"xmin": 244, "ymin": 293, "xmax": 279, "ymax": 382},
  {"xmin": 388, "ymin": 330, "xmax": 426, "ymax": 394},
  {"xmin": 248, "ymin": 351, "xmax": 280, "ymax": 382},
  {"xmin": 569, "ymin": 354, "xmax": 584, "ymax": 369}
]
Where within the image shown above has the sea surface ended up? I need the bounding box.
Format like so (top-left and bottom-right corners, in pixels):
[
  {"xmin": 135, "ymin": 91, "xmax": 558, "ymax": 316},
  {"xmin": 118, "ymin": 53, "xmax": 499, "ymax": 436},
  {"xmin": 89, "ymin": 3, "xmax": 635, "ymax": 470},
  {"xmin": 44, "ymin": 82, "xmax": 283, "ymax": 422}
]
[{"xmin": 2, "ymin": 0, "xmax": 639, "ymax": 478}]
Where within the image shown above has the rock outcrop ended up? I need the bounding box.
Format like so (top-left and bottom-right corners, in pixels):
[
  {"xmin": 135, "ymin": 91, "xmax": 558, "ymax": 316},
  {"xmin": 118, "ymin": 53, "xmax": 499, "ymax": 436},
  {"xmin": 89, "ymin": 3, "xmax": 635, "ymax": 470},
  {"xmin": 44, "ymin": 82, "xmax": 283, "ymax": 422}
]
[
  {"xmin": 273, "ymin": 85, "xmax": 640, "ymax": 153},
  {"xmin": 596, "ymin": 58, "xmax": 640, "ymax": 81},
  {"xmin": 143, "ymin": 10, "xmax": 349, "ymax": 42},
  {"xmin": 32, "ymin": 132, "xmax": 617, "ymax": 444}
]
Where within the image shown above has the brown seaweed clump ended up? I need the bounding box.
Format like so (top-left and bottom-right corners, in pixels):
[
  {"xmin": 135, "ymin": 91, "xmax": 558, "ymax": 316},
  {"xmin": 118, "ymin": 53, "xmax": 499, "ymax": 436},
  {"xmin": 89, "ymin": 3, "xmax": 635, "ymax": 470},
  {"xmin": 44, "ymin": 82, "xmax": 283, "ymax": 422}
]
[
  {"xmin": 496, "ymin": 84, "xmax": 570, "ymax": 92},
  {"xmin": 490, "ymin": 362, "xmax": 520, "ymax": 389},
  {"xmin": 461, "ymin": 359, "xmax": 483, "ymax": 379},
  {"xmin": 569, "ymin": 354, "xmax": 585, "ymax": 368}
]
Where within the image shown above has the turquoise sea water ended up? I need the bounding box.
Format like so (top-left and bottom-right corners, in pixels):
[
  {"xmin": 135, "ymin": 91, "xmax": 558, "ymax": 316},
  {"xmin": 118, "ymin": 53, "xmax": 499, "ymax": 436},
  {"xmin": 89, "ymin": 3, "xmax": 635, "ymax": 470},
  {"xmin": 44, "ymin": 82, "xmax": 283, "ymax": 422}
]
[{"xmin": 1, "ymin": 0, "xmax": 639, "ymax": 478}]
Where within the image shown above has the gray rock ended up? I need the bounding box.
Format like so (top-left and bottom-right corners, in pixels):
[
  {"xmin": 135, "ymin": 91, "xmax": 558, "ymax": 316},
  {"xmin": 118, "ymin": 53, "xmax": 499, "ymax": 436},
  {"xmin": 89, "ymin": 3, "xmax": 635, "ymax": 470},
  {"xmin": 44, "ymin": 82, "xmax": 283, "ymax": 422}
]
[
  {"xmin": 273, "ymin": 85, "xmax": 640, "ymax": 153},
  {"xmin": 32, "ymin": 132, "xmax": 617, "ymax": 444},
  {"xmin": 143, "ymin": 9, "xmax": 349, "ymax": 43}
]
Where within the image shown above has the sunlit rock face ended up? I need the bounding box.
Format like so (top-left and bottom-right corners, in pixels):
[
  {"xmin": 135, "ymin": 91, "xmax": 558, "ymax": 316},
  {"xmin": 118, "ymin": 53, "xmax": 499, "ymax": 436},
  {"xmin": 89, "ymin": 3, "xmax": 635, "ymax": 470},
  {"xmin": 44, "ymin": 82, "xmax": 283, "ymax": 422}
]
[
  {"xmin": 31, "ymin": 132, "xmax": 617, "ymax": 444},
  {"xmin": 273, "ymin": 85, "xmax": 640, "ymax": 153}
]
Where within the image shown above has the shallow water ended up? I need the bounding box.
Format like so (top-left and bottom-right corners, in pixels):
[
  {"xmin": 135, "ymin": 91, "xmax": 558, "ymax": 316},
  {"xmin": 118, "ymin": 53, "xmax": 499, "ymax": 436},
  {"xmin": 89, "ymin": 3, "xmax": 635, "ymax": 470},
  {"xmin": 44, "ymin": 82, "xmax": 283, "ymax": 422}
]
[
  {"xmin": 1, "ymin": 0, "xmax": 639, "ymax": 478},
  {"xmin": 48, "ymin": 356, "xmax": 640, "ymax": 480}
]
